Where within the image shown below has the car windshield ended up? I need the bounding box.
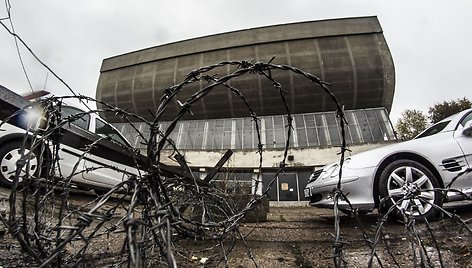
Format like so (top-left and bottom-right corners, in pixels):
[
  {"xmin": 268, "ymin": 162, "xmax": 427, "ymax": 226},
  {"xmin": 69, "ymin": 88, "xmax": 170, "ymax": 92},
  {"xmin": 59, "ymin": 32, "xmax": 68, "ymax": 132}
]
[
  {"xmin": 61, "ymin": 106, "xmax": 90, "ymax": 130},
  {"xmin": 415, "ymin": 121, "xmax": 450, "ymax": 139},
  {"xmin": 459, "ymin": 112, "xmax": 472, "ymax": 127},
  {"xmin": 95, "ymin": 118, "xmax": 131, "ymax": 147}
]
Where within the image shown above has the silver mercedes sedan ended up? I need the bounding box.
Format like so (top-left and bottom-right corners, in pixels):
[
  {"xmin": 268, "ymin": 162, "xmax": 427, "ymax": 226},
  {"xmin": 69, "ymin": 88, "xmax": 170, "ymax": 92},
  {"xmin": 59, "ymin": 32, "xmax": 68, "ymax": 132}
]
[{"xmin": 304, "ymin": 108, "xmax": 472, "ymax": 220}]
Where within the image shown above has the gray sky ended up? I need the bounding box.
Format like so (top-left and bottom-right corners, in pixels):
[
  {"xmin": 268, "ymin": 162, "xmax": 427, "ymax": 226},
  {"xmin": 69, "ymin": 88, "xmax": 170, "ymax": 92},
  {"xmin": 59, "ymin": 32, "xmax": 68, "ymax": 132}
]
[{"xmin": 1, "ymin": 0, "xmax": 471, "ymax": 123}]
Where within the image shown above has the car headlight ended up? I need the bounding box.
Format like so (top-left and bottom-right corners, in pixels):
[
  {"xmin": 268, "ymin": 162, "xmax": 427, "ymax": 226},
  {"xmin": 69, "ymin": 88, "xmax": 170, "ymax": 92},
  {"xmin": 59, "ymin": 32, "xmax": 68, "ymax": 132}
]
[
  {"xmin": 19, "ymin": 106, "xmax": 48, "ymax": 131},
  {"xmin": 307, "ymin": 169, "xmax": 323, "ymax": 183},
  {"xmin": 319, "ymin": 164, "xmax": 339, "ymax": 180},
  {"xmin": 319, "ymin": 158, "xmax": 351, "ymax": 181}
]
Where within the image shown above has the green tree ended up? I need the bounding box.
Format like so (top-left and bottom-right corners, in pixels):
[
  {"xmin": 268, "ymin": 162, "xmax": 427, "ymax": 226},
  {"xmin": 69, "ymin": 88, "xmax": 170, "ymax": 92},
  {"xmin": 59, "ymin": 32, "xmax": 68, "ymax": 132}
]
[
  {"xmin": 428, "ymin": 97, "xmax": 472, "ymax": 124},
  {"xmin": 395, "ymin": 109, "xmax": 428, "ymax": 140}
]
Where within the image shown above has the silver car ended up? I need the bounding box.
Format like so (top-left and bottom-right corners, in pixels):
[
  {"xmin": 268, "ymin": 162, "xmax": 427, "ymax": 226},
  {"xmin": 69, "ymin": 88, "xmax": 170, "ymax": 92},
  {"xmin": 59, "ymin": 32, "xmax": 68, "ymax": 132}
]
[
  {"xmin": 0, "ymin": 104, "xmax": 140, "ymax": 190},
  {"xmin": 0, "ymin": 84, "xmax": 141, "ymax": 190},
  {"xmin": 304, "ymin": 108, "xmax": 472, "ymax": 220}
]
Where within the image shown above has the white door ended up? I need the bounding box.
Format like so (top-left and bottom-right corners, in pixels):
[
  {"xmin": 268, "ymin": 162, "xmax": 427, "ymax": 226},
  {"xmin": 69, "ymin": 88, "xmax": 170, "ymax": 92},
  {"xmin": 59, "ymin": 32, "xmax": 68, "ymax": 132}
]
[{"xmin": 81, "ymin": 118, "xmax": 134, "ymax": 188}]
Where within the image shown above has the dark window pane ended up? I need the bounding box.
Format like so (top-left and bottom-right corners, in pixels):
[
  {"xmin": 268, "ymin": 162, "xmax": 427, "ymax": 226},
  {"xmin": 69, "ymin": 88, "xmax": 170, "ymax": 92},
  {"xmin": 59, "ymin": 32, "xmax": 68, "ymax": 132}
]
[
  {"xmin": 306, "ymin": 127, "xmax": 319, "ymax": 146},
  {"xmin": 317, "ymin": 126, "xmax": 329, "ymax": 146},
  {"xmin": 365, "ymin": 109, "xmax": 378, "ymax": 124},
  {"xmin": 348, "ymin": 124, "xmax": 362, "ymax": 143},
  {"xmin": 325, "ymin": 113, "xmax": 337, "ymax": 126},
  {"xmin": 304, "ymin": 114, "xmax": 315, "ymax": 128},
  {"xmin": 95, "ymin": 118, "xmax": 129, "ymax": 146},
  {"xmin": 262, "ymin": 173, "xmax": 278, "ymax": 201},
  {"xmin": 328, "ymin": 125, "xmax": 341, "ymax": 145},
  {"xmin": 360, "ymin": 123, "xmax": 374, "ymax": 143},
  {"xmin": 62, "ymin": 106, "xmax": 90, "ymax": 130},
  {"xmin": 355, "ymin": 110, "xmax": 368, "ymax": 124},
  {"xmin": 460, "ymin": 112, "xmax": 472, "ymax": 127},
  {"xmin": 370, "ymin": 123, "xmax": 383, "ymax": 141},
  {"xmin": 296, "ymin": 127, "xmax": 308, "ymax": 147},
  {"xmin": 314, "ymin": 114, "xmax": 324, "ymax": 127},
  {"xmin": 274, "ymin": 128, "xmax": 285, "ymax": 148},
  {"xmin": 294, "ymin": 114, "xmax": 305, "ymax": 128}
]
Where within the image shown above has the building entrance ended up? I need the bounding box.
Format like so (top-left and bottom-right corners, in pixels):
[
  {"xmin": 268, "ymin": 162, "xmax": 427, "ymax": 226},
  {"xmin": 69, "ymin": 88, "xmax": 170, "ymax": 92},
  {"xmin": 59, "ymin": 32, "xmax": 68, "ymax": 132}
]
[{"xmin": 262, "ymin": 173, "xmax": 299, "ymax": 201}]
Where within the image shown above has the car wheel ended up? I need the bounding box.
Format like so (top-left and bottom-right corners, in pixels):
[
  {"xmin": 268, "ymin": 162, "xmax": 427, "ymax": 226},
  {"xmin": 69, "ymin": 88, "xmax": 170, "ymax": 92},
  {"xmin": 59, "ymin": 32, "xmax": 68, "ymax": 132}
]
[
  {"xmin": 0, "ymin": 140, "xmax": 41, "ymax": 187},
  {"xmin": 378, "ymin": 159, "xmax": 442, "ymax": 221}
]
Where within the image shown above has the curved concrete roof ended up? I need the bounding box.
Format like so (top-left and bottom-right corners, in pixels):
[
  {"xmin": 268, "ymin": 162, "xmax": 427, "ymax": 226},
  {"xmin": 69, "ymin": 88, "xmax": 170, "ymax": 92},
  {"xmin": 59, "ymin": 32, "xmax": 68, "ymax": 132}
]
[{"xmin": 96, "ymin": 16, "xmax": 395, "ymax": 122}]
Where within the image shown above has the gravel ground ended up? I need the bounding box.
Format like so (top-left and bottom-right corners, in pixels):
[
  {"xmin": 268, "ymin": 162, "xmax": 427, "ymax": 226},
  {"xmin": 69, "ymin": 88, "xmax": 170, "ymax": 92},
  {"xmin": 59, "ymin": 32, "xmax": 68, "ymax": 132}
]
[{"xmin": 1, "ymin": 186, "xmax": 472, "ymax": 267}]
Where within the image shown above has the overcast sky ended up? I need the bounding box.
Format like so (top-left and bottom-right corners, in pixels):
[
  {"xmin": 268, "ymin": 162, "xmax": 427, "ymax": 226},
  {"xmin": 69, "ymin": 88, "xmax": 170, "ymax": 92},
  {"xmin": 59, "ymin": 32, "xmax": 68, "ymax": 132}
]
[{"xmin": 1, "ymin": 0, "xmax": 471, "ymax": 123}]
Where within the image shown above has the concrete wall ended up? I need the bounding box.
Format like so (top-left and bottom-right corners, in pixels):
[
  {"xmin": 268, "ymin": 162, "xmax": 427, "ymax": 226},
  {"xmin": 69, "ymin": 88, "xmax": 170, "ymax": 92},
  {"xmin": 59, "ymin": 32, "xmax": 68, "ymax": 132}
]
[
  {"xmin": 157, "ymin": 142, "xmax": 392, "ymax": 169},
  {"xmin": 96, "ymin": 16, "xmax": 395, "ymax": 122}
]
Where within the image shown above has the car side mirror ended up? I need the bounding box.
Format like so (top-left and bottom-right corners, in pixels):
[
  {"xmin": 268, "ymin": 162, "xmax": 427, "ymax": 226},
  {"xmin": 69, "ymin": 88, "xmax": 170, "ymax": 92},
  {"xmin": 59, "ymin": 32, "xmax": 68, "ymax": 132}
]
[{"xmin": 463, "ymin": 121, "xmax": 472, "ymax": 136}]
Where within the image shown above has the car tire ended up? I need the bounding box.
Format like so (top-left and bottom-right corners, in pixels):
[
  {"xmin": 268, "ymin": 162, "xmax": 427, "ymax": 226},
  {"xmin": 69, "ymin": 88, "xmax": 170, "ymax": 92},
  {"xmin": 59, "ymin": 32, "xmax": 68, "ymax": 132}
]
[
  {"xmin": 378, "ymin": 159, "xmax": 442, "ymax": 221},
  {"xmin": 0, "ymin": 140, "xmax": 42, "ymax": 187}
]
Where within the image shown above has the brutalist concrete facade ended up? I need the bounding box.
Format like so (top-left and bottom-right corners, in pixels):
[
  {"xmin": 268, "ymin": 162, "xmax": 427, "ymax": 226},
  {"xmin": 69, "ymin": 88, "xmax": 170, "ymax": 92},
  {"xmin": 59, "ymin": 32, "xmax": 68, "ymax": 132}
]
[
  {"xmin": 95, "ymin": 17, "xmax": 397, "ymax": 203},
  {"xmin": 96, "ymin": 16, "xmax": 395, "ymax": 122}
]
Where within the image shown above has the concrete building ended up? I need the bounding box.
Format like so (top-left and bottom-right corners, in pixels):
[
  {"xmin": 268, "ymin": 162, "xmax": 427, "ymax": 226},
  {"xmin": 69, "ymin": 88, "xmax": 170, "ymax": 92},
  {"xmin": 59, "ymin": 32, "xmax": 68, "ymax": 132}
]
[{"xmin": 95, "ymin": 16, "xmax": 396, "ymax": 204}]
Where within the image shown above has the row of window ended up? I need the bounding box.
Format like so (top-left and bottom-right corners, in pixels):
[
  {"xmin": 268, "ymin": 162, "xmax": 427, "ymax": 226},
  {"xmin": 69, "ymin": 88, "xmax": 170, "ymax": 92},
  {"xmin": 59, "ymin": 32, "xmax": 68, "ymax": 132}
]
[{"xmin": 115, "ymin": 107, "xmax": 396, "ymax": 150}]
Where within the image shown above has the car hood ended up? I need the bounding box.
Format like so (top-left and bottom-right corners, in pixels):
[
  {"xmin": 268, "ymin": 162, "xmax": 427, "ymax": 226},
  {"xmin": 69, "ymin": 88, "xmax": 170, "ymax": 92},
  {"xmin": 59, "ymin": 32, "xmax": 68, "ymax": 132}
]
[{"xmin": 344, "ymin": 136, "xmax": 442, "ymax": 170}]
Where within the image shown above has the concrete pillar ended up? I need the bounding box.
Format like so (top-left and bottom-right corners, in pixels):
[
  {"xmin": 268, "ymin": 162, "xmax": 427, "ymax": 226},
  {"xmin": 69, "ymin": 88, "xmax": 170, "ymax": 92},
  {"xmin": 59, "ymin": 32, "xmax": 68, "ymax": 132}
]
[
  {"xmin": 199, "ymin": 167, "xmax": 207, "ymax": 180},
  {"xmin": 252, "ymin": 168, "xmax": 263, "ymax": 196}
]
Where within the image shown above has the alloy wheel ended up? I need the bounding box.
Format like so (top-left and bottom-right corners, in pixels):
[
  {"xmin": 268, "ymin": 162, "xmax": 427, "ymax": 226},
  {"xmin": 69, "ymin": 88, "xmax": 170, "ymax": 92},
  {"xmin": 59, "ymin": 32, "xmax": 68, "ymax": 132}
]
[{"xmin": 386, "ymin": 165, "xmax": 435, "ymax": 216}]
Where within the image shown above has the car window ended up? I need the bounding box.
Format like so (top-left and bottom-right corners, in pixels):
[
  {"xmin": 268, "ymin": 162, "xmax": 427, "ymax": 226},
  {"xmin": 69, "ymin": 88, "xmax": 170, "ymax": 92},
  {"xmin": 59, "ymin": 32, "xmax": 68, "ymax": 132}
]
[
  {"xmin": 415, "ymin": 121, "xmax": 450, "ymax": 139},
  {"xmin": 95, "ymin": 118, "xmax": 130, "ymax": 147},
  {"xmin": 61, "ymin": 106, "xmax": 90, "ymax": 130},
  {"xmin": 459, "ymin": 112, "xmax": 472, "ymax": 127}
]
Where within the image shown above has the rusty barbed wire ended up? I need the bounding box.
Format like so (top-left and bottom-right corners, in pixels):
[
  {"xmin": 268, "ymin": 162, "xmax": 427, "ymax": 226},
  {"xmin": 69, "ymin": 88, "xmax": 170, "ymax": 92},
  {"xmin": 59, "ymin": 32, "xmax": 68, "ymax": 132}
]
[
  {"xmin": 0, "ymin": 59, "xmax": 348, "ymax": 267},
  {"xmin": 0, "ymin": 59, "xmax": 472, "ymax": 268},
  {"xmin": 3, "ymin": 0, "xmax": 472, "ymax": 265}
]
